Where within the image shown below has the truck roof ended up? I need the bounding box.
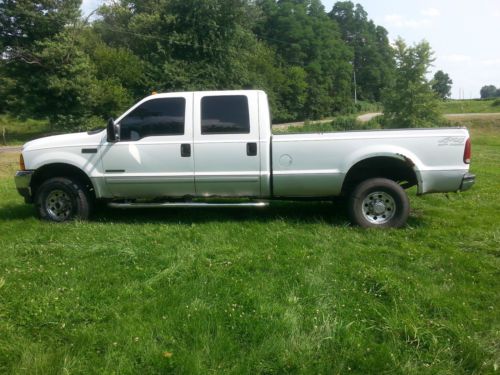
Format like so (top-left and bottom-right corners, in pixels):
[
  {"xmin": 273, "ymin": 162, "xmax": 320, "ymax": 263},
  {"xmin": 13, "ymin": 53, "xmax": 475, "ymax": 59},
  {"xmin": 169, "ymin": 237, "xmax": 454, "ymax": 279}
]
[{"xmin": 144, "ymin": 89, "xmax": 266, "ymax": 99}]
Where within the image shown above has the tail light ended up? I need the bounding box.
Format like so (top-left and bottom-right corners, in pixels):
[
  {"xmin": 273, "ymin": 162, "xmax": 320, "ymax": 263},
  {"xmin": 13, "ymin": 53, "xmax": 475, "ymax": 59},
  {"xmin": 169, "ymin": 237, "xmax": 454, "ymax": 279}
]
[
  {"xmin": 463, "ymin": 138, "xmax": 471, "ymax": 164},
  {"xmin": 19, "ymin": 153, "xmax": 26, "ymax": 170}
]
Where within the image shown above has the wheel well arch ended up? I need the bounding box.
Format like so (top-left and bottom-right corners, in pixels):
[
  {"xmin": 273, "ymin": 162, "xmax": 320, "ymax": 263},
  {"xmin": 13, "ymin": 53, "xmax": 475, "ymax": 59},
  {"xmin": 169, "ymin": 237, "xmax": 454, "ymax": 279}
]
[
  {"xmin": 341, "ymin": 156, "xmax": 418, "ymax": 195},
  {"xmin": 31, "ymin": 163, "xmax": 95, "ymax": 199}
]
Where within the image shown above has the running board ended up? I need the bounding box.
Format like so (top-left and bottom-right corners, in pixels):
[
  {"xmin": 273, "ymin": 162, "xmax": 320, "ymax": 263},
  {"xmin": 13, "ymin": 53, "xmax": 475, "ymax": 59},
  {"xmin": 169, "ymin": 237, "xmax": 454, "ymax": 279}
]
[{"xmin": 108, "ymin": 201, "xmax": 269, "ymax": 209}]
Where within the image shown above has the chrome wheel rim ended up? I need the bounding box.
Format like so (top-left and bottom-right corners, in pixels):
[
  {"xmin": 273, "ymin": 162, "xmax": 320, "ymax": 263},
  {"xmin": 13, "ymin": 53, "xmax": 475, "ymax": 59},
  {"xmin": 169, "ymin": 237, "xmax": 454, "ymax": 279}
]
[
  {"xmin": 362, "ymin": 191, "xmax": 396, "ymax": 225},
  {"xmin": 45, "ymin": 190, "xmax": 72, "ymax": 220}
]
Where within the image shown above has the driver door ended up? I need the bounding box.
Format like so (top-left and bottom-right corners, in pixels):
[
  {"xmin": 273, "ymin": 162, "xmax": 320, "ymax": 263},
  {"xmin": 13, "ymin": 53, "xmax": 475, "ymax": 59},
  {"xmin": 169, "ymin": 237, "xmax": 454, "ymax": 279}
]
[{"xmin": 101, "ymin": 94, "xmax": 195, "ymax": 198}]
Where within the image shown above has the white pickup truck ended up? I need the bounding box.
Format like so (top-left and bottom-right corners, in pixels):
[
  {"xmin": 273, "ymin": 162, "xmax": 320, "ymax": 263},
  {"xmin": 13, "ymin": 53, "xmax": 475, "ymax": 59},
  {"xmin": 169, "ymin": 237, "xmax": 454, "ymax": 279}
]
[{"xmin": 15, "ymin": 90, "xmax": 475, "ymax": 228}]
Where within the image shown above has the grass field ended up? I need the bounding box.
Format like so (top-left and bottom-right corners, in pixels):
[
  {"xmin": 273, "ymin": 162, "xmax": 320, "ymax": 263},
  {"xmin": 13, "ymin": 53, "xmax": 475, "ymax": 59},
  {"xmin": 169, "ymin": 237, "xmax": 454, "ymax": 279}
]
[
  {"xmin": 439, "ymin": 98, "xmax": 500, "ymax": 114},
  {"xmin": 0, "ymin": 119, "xmax": 499, "ymax": 374},
  {"xmin": 0, "ymin": 115, "xmax": 51, "ymax": 146}
]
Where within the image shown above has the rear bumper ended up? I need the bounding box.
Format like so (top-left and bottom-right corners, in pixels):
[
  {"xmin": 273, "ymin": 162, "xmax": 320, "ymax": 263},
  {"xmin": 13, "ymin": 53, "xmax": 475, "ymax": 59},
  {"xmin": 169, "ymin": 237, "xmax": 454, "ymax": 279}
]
[
  {"xmin": 460, "ymin": 172, "xmax": 475, "ymax": 192},
  {"xmin": 418, "ymin": 170, "xmax": 476, "ymax": 194},
  {"xmin": 15, "ymin": 170, "xmax": 34, "ymax": 203}
]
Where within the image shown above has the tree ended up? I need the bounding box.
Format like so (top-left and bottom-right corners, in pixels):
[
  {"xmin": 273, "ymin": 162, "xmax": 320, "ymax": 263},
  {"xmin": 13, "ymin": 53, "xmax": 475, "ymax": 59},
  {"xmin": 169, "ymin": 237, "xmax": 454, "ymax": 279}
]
[
  {"xmin": 255, "ymin": 0, "xmax": 353, "ymax": 119},
  {"xmin": 480, "ymin": 85, "xmax": 498, "ymax": 99},
  {"xmin": 0, "ymin": 0, "xmax": 81, "ymax": 53},
  {"xmin": 7, "ymin": 29, "xmax": 132, "ymax": 130},
  {"xmin": 382, "ymin": 38, "xmax": 441, "ymax": 128},
  {"xmin": 329, "ymin": 1, "xmax": 394, "ymax": 102},
  {"xmin": 432, "ymin": 70, "xmax": 452, "ymax": 99},
  {"xmin": 0, "ymin": 0, "xmax": 88, "ymax": 126},
  {"xmin": 0, "ymin": 0, "xmax": 442, "ymax": 129},
  {"xmin": 94, "ymin": 0, "xmax": 281, "ymax": 97}
]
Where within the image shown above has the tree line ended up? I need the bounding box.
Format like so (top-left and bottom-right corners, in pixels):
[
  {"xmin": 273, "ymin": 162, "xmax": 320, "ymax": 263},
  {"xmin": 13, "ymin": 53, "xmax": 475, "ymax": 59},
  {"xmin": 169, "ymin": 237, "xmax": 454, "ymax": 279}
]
[
  {"xmin": 0, "ymin": 0, "xmax": 445, "ymax": 130},
  {"xmin": 480, "ymin": 85, "xmax": 500, "ymax": 99}
]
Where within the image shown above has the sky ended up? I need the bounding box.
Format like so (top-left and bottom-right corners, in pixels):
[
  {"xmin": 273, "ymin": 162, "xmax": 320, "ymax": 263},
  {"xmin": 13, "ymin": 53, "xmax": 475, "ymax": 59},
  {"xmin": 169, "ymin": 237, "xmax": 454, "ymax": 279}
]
[{"xmin": 82, "ymin": 0, "xmax": 500, "ymax": 99}]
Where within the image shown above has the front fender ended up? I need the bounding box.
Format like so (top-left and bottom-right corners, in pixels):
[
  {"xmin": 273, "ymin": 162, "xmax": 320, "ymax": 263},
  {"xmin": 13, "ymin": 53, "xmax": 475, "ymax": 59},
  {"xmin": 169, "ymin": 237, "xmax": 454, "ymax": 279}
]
[
  {"xmin": 25, "ymin": 148, "xmax": 101, "ymax": 177},
  {"xmin": 23, "ymin": 147, "xmax": 108, "ymax": 198}
]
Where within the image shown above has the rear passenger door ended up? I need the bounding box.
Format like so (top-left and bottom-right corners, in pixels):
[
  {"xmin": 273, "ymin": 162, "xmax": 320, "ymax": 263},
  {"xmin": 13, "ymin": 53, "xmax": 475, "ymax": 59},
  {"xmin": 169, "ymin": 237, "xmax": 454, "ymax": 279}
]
[{"xmin": 193, "ymin": 92, "xmax": 261, "ymax": 197}]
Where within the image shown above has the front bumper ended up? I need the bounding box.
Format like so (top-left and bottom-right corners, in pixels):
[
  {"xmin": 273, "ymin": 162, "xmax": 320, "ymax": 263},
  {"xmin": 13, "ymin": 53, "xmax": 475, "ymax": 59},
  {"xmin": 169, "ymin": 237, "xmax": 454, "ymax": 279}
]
[
  {"xmin": 460, "ymin": 172, "xmax": 475, "ymax": 192},
  {"xmin": 15, "ymin": 170, "xmax": 35, "ymax": 203}
]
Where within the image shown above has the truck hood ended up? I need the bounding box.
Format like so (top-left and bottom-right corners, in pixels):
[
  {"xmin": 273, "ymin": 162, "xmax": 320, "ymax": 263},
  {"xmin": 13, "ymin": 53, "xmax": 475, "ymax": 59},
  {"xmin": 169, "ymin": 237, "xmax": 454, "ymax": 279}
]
[{"xmin": 23, "ymin": 130, "xmax": 105, "ymax": 152}]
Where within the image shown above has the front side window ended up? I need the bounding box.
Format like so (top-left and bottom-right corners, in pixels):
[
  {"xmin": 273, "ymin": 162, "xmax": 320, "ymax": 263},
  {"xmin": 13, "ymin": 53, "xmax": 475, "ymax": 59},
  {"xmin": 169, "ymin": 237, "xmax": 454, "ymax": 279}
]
[
  {"xmin": 201, "ymin": 95, "xmax": 250, "ymax": 134},
  {"xmin": 120, "ymin": 97, "xmax": 185, "ymax": 140}
]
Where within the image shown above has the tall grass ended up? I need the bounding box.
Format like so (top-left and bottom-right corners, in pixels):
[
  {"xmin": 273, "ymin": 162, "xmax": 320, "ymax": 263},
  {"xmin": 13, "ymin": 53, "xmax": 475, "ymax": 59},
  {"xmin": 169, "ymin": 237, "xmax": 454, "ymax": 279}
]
[
  {"xmin": 439, "ymin": 98, "xmax": 500, "ymax": 114},
  {"xmin": 0, "ymin": 115, "xmax": 50, "ymax": 145}
]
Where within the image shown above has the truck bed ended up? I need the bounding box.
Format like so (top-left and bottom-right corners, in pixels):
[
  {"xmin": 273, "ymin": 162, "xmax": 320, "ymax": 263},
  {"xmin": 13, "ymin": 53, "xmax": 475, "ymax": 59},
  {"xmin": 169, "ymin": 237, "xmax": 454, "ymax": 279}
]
[{"xmin": 271, "ymin": 127, "xmax": 470, "ymax": 197}]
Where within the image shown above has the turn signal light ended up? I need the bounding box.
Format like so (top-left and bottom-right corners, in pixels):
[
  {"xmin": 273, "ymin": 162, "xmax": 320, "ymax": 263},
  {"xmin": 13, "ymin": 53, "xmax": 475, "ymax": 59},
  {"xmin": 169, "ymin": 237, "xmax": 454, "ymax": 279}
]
[
  {"xmin": 463, "ymin": 138, "xmax": 471, "ymax": 164},
  {"xmin": 19, "ymin": 153, "xmax": 25, "ymax": 170}
]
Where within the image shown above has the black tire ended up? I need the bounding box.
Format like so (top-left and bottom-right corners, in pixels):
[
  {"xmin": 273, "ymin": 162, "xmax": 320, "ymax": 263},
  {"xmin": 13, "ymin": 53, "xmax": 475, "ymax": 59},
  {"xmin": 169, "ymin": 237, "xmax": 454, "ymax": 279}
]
[
  {"xmin": 348, "ymin": 178, "xmax": 409, "ymax": 228},
  {"xmin": 35, "ymin": 177, "xmax": 93, "ymax": 222}
]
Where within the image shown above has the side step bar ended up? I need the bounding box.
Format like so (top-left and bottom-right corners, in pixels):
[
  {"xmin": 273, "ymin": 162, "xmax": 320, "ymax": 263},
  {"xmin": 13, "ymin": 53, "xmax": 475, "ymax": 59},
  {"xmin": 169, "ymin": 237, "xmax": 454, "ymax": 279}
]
[{"xmin": 108, "ymin": 201, "xmax": 269, "ymax": 209}]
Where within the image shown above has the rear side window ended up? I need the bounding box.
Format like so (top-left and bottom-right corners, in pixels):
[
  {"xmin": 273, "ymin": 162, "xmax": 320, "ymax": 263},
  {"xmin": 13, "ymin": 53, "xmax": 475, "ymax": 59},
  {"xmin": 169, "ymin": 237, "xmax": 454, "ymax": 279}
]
[
  {"xmin": 201, "ymin": 95, "xmax": 250, "ymax": 134},
  {"xmin": 120, "ymin": 97, "xmax": 185, "ymax": 140}
]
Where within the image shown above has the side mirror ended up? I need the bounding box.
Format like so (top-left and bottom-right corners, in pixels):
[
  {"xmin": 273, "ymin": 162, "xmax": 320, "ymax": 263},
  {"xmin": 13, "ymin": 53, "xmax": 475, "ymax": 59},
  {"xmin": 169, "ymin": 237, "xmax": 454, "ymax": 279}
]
[{"xmin": 106, "ymin": 118, "xmax": 119, "ymax": 142}]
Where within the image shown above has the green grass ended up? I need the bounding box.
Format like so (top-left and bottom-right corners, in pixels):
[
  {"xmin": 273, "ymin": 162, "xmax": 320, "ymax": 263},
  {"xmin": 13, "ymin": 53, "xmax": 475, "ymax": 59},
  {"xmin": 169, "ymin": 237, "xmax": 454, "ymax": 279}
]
[
  {"xmin": 439, "ymin": 98, "xmax": 500, "ymax": 114},
  {"xmin": 0, "ymin": 115, "xmax": 51, "ymax": 146},
  {"xmin": 452, "ymin": 117, "xmax": 500, "ymax": 147},
  {"xmin": 0, "ymin": 121, "xmax": 499, "ymax": 374}
]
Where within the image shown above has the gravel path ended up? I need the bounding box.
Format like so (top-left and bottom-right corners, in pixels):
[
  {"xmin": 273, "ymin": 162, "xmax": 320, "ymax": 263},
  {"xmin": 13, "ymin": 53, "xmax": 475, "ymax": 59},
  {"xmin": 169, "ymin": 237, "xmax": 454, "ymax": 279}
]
[
  {"xmin": 357, "ymin": 112, "xmax": 383, "ymax": 122},
  {"xmin": 0, "ymin": 146, "xmax": 21, "ymax": 153}
]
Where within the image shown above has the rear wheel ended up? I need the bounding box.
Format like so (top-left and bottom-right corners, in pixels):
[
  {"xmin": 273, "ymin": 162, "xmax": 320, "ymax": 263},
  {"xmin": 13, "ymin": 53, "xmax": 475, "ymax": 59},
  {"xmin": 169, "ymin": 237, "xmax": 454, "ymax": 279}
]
[
  {"xmin": 35, "ymin": 177, "xmax": 92, "ymax": 222},
  {"xmin": 348, "ymin": 178, "xmax": 409, "ymax": 228}
]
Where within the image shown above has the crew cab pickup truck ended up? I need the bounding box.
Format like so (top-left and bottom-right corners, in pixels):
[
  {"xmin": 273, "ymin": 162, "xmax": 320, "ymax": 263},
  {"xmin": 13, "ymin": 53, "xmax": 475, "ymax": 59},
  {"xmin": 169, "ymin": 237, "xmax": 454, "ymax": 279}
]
[{"xmin": 14, "ymin": 90, "xmax": 475, "ymax": 228}]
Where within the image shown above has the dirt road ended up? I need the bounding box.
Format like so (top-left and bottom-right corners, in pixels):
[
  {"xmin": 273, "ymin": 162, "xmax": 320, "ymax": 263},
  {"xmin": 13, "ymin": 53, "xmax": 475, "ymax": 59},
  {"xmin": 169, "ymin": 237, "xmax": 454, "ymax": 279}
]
[{"xmin": 0, "ymin": 146, "xmax": 21, "ymax": 153}]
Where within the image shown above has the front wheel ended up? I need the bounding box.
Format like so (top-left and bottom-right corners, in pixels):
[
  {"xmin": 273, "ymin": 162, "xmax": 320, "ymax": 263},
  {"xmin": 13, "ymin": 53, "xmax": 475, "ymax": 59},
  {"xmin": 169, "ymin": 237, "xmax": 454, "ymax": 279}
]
[
  {"xmin": 348, "ymin": 178, "xmax": 409, "ymax": 228},
  {"xmin": 35, "ymin": 177, "xmax": 93, "ymax": 222}
]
